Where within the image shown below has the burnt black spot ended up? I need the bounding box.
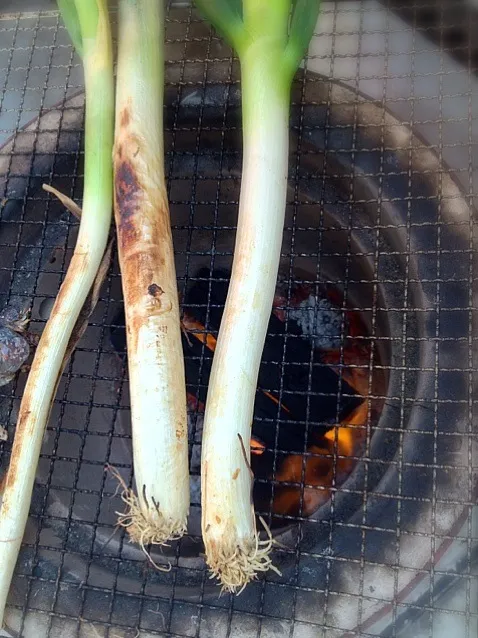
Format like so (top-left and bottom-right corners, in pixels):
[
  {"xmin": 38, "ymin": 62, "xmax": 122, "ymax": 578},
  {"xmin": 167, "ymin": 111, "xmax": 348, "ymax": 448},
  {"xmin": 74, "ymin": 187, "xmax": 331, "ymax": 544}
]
[{"xmin": 148, "ymin": 283, "xmax": 164, "ymax": 297}]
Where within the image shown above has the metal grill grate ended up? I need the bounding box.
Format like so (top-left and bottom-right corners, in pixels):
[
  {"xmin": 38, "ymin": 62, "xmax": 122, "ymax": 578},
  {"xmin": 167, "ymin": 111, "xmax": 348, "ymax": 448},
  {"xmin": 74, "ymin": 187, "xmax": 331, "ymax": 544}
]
[{"xmin": 0, "ymin": 2, "xmax": 477, "ymax": 637}]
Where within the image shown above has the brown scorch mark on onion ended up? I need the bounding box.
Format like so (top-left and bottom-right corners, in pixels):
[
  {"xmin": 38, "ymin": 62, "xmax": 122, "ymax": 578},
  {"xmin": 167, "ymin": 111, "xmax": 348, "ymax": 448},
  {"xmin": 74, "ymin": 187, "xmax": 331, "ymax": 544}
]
[{"xmin": 115, "ymin": 159, "xmax": 141, "ymax": 238}]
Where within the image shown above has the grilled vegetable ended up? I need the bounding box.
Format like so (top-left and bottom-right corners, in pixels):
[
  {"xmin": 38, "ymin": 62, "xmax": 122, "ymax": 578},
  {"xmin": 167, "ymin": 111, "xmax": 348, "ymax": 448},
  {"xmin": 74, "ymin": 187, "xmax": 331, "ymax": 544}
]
[
  {"xmin": 112, "ymin": 0, "xmax": 189, "ymax": 548},
  {"xmin": 194, "ymin": 0, "xmax": 321, "ymax": 591},
  {"xmin": 0, "ymin": 0, "xmax": 113, "ymax": 624}
]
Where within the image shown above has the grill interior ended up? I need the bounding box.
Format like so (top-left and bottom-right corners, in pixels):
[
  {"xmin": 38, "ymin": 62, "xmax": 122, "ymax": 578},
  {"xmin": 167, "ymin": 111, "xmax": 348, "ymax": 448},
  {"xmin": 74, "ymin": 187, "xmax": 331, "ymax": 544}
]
[{"xmin": 0, "ymin": 2, "xmax": 477, "ymax": 637}]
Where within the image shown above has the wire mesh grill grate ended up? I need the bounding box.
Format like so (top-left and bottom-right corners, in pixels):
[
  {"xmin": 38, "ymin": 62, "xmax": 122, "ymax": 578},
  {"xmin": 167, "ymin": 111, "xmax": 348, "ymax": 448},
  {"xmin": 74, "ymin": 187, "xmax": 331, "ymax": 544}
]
[{"xmin": 0, "ymin": 2, "xmax": 477, "ymax": 637}]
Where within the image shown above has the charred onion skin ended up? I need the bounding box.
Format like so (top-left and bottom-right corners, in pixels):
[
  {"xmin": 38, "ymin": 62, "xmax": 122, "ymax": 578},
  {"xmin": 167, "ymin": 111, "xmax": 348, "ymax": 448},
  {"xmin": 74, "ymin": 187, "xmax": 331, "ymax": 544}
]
[{"xmin": 113, "ymin": 0, "xmax": 189, "ymax": 547}]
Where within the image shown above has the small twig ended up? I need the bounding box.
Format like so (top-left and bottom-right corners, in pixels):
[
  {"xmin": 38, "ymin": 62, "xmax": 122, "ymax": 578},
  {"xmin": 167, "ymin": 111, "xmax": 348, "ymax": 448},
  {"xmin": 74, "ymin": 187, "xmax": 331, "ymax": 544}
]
[
  {"xmin": 147, "ymin": 606, "xmax": 166, "ymax": 628},
  {"xmin": 180, "ymin": 318, "xmax": 193, "ymax": 348},
  {"xmin": 238, "ymin": 433, "xmax": 255, "ymax": 510},
  {"xmin": 78, "ymin": 622, "xmax": 102, "ymax": 638},
  {"xmin": 0, "ymin": 619, "xmax": 20, "ymax": 638},
  {"xmin": 42, "ymin": 184, "xmax": 82, "ymax": 220},
  {"xmin": 237, "ymin": 433, "xmax": 254, "ymax": 481},
  {"xmin": 97, "ymin": 527, "xmax": 119, "ymax": 555}
]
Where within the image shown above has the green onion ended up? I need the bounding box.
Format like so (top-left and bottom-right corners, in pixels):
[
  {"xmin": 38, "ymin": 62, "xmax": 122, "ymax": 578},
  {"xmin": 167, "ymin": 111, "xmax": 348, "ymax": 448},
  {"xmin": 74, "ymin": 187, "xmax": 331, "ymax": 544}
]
[
  {"xmin": 195, "ymin": 0, "xmax": 321, "ymax": 592},
  {"xmin": 0, "ymin": 0, "xmax": 113, "ymax": 624},
  {"xmin": 113, "ymin": 0, "xmax": 189, "ymax": 548},
  {"xmin": 56, "ymin": 0, "xmax": 83, "ymax": 56}
]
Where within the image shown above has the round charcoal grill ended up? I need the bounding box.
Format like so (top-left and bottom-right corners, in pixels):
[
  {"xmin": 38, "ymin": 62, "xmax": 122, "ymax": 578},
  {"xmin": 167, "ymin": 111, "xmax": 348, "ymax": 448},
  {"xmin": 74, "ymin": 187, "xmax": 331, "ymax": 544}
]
[{"xmin": 0, "ymin": 3, "xmax": 477, "ymax": 638}]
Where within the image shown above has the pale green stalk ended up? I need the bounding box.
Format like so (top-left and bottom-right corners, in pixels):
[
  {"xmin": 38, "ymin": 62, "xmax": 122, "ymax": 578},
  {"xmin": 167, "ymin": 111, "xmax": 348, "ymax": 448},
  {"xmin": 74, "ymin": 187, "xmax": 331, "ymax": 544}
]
[
  {"xmin": 196, "ymin": 0, "xmax": 321, "ymax": 592},
  {"xmin": 112, "ymin": 0, "xmax": 189, "ymax": 547},
  {"xmin": 0, "ymin": 0, "xmax": 113, "ymax": 625},
  {"xmin": 57, "ymin": 0, "xmax": 83, "ymax": 56}
]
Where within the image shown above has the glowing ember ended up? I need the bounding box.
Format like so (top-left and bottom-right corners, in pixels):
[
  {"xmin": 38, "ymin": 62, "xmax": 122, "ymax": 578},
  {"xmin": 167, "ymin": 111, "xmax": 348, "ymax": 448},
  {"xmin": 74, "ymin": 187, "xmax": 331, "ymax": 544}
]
[{"xmin": 269, "ymin": 390, "xmax": 368, "ymax": 520}]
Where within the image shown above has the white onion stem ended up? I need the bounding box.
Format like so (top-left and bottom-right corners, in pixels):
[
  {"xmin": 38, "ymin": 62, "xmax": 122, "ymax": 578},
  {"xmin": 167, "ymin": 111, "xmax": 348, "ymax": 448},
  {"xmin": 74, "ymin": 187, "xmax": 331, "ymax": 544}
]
[
  {"xmin": 201, "ymin": 50, "xmax": 290, "ymax": 591},
  {"xmin": 0, "ymin": 0, "xmax": 113, "ymax": 624},
  {"xmin": 113, "ymin": 0, "xmax": 189, "ymax": 547}
]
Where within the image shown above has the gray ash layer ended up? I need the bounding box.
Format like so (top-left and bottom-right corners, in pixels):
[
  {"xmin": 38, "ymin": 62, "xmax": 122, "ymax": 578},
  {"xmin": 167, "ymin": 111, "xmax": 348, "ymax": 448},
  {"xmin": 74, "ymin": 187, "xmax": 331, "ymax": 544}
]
[{"xmin": 288, "ymin": 294, "xmax": 344, "ymax": 349}]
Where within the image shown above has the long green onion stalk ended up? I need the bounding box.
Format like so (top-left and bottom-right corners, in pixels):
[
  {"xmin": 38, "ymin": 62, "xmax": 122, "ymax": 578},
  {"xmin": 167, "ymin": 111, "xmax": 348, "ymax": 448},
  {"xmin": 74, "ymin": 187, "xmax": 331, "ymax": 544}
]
[
  {"xmin": 0, "ymin": 0, "xmax": 113, "ymax": 624},
  {"xmin": 195, "ymin": 0, "xmax": 321, "ymax": 591},
  {"xmin": 113, "ymin": 0, "xmax": 189, "ymax": 548}
]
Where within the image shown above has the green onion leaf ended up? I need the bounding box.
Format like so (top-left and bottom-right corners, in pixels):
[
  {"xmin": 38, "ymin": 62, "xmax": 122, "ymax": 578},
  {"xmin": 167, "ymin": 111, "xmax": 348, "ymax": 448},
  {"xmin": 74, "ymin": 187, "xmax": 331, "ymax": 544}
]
[
  {"xmin": 195, "ymin": 0, "xmax": 248, "ymax": 54},
  {"xmin": 57, "ymin": 0, "xmax": 83, "ymax": 56},
  {"xmin": 285, "ymin": 0, "xmax": 321, "ymax": 72}
]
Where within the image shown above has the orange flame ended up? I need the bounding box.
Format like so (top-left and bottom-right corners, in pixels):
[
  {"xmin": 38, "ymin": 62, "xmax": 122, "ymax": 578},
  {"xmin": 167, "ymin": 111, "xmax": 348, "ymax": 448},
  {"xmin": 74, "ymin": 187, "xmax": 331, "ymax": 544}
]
[
  {"xmin": 250, "ymin": 436, "xmax": 266, "ymax": 456},
  {"xmin": 181, "ymin": 313, "xmax": 218, "ymax": 352},
  {"xmin": 271, "ymin": 398, "xmax": 368, "ymax": 518}
]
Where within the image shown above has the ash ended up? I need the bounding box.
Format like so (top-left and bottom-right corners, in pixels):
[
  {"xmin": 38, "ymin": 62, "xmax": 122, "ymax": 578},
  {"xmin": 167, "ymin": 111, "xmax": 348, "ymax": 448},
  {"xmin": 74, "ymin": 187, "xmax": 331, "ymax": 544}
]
[{"xmin": 288, "ymin": 294, "xmax": 343, "ymax": 349}]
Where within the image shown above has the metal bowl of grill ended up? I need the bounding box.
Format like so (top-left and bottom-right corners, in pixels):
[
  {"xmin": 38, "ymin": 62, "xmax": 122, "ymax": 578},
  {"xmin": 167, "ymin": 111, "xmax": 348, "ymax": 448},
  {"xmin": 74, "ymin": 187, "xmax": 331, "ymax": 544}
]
[{"xmin": 0, "ymin": 3, "xmax": 477, "ymax": 637}]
